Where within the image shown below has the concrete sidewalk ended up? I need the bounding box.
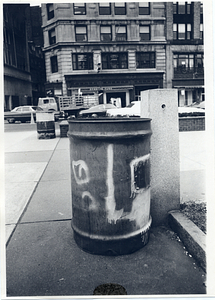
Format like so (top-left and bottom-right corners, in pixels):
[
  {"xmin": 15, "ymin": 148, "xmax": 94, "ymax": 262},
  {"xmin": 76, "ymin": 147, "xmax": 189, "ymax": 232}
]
[
  {"xmin": 179, "ymin": 131, "xmax": 206, "ymax": 203},
  {"xmin": 4, "ymin": 126, "xmax": 206, "ymax": 296},
  {"xmin": 5, "ymin": 126, "xmax": 62, "ymax": 243}
]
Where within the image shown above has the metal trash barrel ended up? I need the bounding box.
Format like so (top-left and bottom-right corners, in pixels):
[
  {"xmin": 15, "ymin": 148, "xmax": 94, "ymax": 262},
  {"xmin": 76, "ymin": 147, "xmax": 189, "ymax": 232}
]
[
  {"xmin": 36, "ymin": 111, "xmax": 55, "ymax": 139},
  {"xmin": 68, "ymin": 117, "xmax": 152, "ymax": 255}
]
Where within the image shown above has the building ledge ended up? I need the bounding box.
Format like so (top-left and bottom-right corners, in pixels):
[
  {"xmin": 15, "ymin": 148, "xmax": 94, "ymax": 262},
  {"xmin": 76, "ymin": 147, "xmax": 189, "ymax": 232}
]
[{"xmin": 43, "ymin": 41, "xmax": 167, "ymax": 51}]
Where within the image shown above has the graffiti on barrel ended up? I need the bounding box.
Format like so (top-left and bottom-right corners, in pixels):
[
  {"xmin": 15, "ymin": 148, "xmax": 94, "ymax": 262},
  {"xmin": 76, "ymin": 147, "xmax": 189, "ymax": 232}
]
[
  {"xmin": 72, "ymin": 143, "xmax": 150, "ymax": 226},
  {"xmin": 72, "ymin": 160, "xmax": 90, "ymax": 185}
]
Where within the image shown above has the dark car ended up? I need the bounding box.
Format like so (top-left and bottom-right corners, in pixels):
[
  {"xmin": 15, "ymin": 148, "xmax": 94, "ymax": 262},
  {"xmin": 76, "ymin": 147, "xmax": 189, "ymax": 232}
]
[{"xmin": 4, "ymin": 106, "xmax": 44, "ymax": 123}]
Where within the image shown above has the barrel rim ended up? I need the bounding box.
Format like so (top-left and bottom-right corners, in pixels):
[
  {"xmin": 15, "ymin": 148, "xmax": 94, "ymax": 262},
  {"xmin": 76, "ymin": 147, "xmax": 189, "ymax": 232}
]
[
  {"xmin": 67, "ymin": 130, "xmax": 152, "ymax": 139},
  {"xmin": 68, "ymin": 117, "xmax": 151, "ymax": 124}
]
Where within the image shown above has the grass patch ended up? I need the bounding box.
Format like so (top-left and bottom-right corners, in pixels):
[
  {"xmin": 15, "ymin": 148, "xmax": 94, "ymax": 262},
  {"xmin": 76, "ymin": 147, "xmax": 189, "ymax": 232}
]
[{"xmin": 180, "ymin": 201, "xmax": 206, "ymax": 234}]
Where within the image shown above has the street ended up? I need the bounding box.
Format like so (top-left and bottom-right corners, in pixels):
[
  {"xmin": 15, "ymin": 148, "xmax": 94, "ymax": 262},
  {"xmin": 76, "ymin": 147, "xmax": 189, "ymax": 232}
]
[{"xmin": 4, "ymin": 120, "xmax": 61, "ymax": 132}]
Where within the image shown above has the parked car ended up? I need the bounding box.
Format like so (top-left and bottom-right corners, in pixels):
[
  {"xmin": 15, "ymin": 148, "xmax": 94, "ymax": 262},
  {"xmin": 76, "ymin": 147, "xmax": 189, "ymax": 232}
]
[
  {"xmin": 78, "ymin": 103, "xmax": 117, "ymax": 117},
  {"xmin": 4, "ymin": 106, "xmax": 61, "ymax": 123},
  {"xmin": 188, "ymin": 101, "xmax": 205, "ymax": 109},
  {"xmin": 107, "ymin": 101, "xmax": 141, "ymax": 117},
  {"xmin": 178, "ymin": 106, "xmax": 205, "ymax": 117}
]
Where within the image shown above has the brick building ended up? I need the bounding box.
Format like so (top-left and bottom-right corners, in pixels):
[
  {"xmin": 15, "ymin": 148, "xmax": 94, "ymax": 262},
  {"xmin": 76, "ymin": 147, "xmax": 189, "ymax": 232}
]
[{"xmin": 41, "ymin": 2, "xmax": 167, "ymax": 107}]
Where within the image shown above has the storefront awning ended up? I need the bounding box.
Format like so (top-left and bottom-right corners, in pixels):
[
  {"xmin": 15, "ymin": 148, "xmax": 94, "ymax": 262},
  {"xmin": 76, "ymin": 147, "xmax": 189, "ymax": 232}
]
[
  {"xmin": 68, "ymin": 85, "xmax": 134, "ymax": 92},
  {"xmin": 174, "ymin": 86, "xmax": 204, "ymax": 89}
]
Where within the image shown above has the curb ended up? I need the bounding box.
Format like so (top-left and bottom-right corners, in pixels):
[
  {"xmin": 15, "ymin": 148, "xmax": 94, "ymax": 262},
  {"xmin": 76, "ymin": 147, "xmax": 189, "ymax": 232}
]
[{"xmin": 168, "ymin": 210, "xmax": 206, "ymax": 272}]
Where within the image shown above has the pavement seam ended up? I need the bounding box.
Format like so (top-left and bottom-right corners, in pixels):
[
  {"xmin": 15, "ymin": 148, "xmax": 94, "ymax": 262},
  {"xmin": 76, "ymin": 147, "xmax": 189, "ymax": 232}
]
[
  {"xmin": 19, "ymin": 219, "xmax": 72, "ymax": 225},
  {"xmin": 6, "ymin": 137, "xmax": 61, "ymax": 247}
]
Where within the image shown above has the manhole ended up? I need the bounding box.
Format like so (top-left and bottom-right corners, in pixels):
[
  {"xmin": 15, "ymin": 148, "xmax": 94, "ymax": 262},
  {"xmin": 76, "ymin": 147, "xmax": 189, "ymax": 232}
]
[{"xmin": 93, "ymin": 283, "xmax": 127, "ymax": 295}]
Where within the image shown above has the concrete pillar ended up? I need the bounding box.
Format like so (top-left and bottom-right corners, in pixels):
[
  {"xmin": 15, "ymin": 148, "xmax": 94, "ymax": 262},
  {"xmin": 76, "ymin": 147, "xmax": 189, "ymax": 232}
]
[
  {"xmin": 140, "ymin": 89, "xmax": 180, "ymax": 226},
  {"xmin": 193, "ymin": 2, "xmax": 201, "ymax": 40},
  {"xmin": 187, "ymin": 90, "xmax": 193, "ymax": 106},
  {"xmin": 62, "ymin": 77, "xmax": 67, "ymax": 96},
  {"xmin": 126, "ymin": 91, "xmax": 130, "ymax": 106},
  {"xmin": 166, "ymin": 45, "xmax": 173, "ymax": 89},
  {"xmin": 9, "ymin": 96, "xmax": 12, "ymax": 111},
  {"xmin": 179, "ymin": 90, "xmax": 185, "ymax": 106},
  {"xmin": 103, "ymin": 92, "xmax": 107, "ymax": 104}
]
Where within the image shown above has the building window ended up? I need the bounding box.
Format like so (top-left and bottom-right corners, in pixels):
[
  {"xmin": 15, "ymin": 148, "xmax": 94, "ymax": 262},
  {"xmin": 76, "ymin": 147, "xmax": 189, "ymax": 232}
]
[
  {"xmin": 174, "ymin": 54, "xmax": 194, "ymax": 69},
  {"xmin": 114, "ymin": 3, "xmax": 126, "ymax": 15},
  {"xmin": 3, "ymin": 28, "xmax": 16, "ymax": 66},
  {"xmin": 16, "ymin": 37, "xmax": 27, "ymax": 71},
  {"xmin": 173, "ymin": 2, "xmax": 192, "ymax": 14},
  {"xmin": 72, "ymin": 53, "xmax": 93, "ymax": 70},
  {"xmin": 139, "ymin": 2, "xmax": 150, "ymax": 15},
  {"xmin": 195, "ymin": 53, "xmax": 204, "ymax": 68},
  {"xmin": 50, "ymin": 56, "xmax": 58, "ymax": 73},
  {"xmin": 73, "ymin": 3, "xmax": 86, "ymax": 15},
  {"xmin": 99, "ymin": 3, "xmax": 111, "ymax": 15},
  {"xmin": 115, "ymin": 26, "xmax": 126, "ymax": 41},
  {"xmin": 200, "ymin": 3, "xmax": 203, "ymax": 23},
  {"xmin": 139, "ymin": 26, "xmax": 150, "ymax": 41},
  {"xmin": 173, "ymin": 53, "xmax": 204, "ymax": 76},
  {"xmin": 200, "ymin": 2, "xmax": 203, "ymax": 14},
  {"xmin": 102, "ymin": 52, "xmax": 128, "ymax": 69},
  {"xmin": 75, "ymin": 26, "xmax": 87, "ymax": 42},
  {"xmin": 49, "ymin": 28, "xmax": 56, "ymax": 45},
  {"xmin": 200, "ymin": 23, "xmax": 203, "ymax": 40},
  {"xmin": 47, "ymin": 4, "xmax": 54, "ymax": 20},
  {"xmin": 136, "ymin": 52, "xmax": 155, "ymax": 68},
  {"xmin": 173, "ymin": 23, "xmax": 192, "ymax": 40},
  {"xmin": 100, "ymin": 26, "xmax": 112, "ymax": 42}
]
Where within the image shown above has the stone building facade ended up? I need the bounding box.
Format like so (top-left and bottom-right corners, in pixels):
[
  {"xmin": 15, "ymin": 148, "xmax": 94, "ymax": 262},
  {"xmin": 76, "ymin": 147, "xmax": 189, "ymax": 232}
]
[
  {"xmin": 41, "ymin": 2, "xmax": 204, "ymax": 107},
  {"xmin": 41, "ymin": 2, "xmax": 167, "ymax": 107}
]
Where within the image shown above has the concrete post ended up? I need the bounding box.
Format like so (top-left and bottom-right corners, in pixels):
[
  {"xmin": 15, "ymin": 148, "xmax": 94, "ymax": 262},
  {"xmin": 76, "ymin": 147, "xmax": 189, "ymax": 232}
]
[
  {"xmin": 126, "ymin": 91, "xmax": 130, "ymax": 106},
  {"xmin": 103, "ymin": 92, "xmax": 107, "ymax": 104},
  {"xmin": 140, "ymin": 89, "xmax": 180, "ymax": 226}
]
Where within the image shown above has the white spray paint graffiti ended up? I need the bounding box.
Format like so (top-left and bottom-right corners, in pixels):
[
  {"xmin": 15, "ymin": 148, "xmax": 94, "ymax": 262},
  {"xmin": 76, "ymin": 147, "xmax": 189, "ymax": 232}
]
[
  {"xmin": 72, "ymin": 160, "xmax": 90, "ymax": 185},
  {"xmin": 72, "ymin": 159, "xmax": 96, "ymax": 210},
  {"xmin": 104, "ymin": 144, "xmax": 124, "ymax": 224},
  {"xmin": 82, "ymin": 191, "xmax": 97, "ymax": 210}
]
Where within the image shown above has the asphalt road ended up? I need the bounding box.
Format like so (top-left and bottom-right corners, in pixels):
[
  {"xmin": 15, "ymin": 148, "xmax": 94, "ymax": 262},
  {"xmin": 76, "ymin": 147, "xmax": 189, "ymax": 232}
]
[{"xmin": 4, "ymin": 120, "xmax": 61, "ymax": 132}]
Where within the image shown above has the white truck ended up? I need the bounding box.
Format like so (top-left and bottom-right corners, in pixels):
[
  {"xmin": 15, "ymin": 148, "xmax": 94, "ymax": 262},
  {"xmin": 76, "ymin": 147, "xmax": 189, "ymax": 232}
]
[
  {"xmin": 107, "ymin": 101, "xmax": 141, "ymax": 117},
  {"xmin": 38, "ymin": 94, "xmax": 99, "ymax": 118}
]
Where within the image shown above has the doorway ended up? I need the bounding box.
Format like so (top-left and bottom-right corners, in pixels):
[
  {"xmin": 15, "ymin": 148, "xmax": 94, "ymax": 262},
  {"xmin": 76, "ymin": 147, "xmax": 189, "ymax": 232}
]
[
  {"xmin": 11, "ymin": 96, "xmax": 19, "ymax": 109},
  {"xmin": 106, "ymin": 92, "xmax": 126, "ymax": 107}
]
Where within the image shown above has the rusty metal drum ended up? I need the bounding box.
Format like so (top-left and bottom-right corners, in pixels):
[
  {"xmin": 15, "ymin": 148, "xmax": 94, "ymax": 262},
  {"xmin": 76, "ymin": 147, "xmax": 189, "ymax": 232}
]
[
  {"xmin": 68, "ymin": 117, "xmax": 152, "ymax": 255},
  {"xmin": 36, "ymin": 112, "xmax": 55, "ymax": 139}
]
